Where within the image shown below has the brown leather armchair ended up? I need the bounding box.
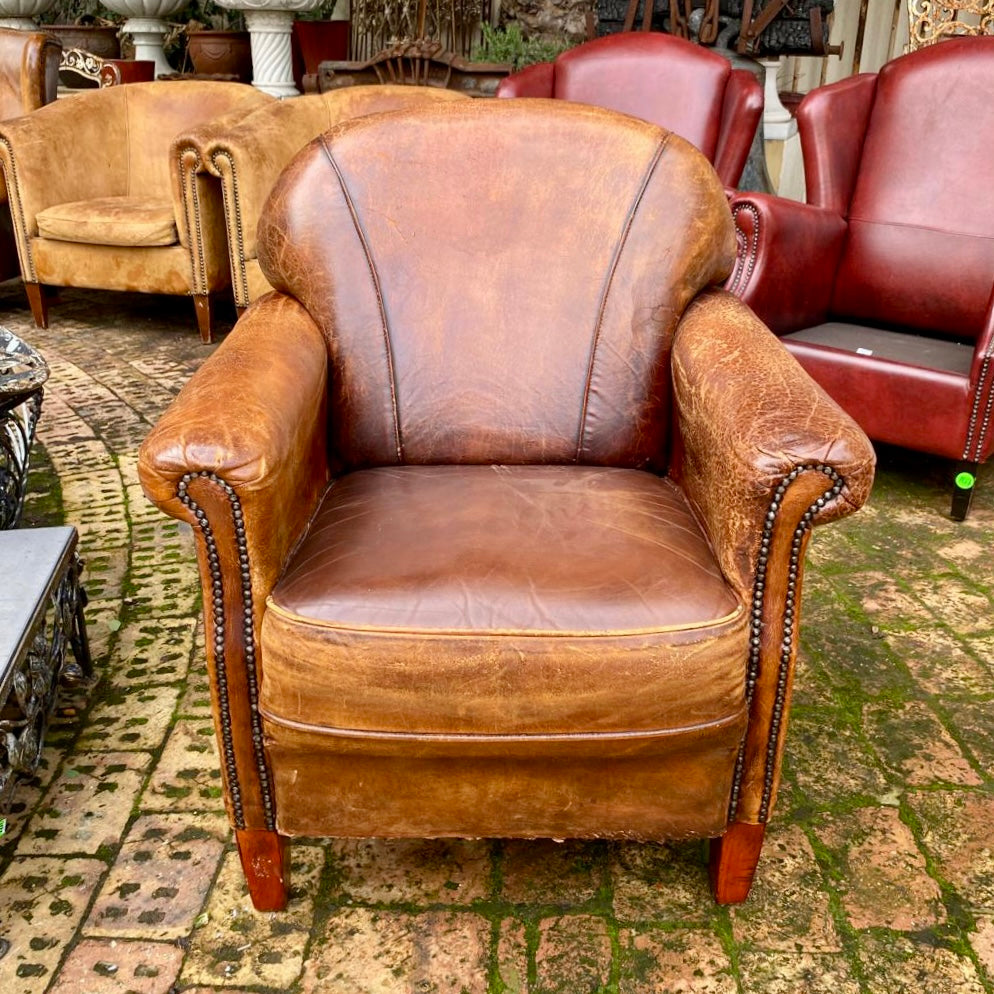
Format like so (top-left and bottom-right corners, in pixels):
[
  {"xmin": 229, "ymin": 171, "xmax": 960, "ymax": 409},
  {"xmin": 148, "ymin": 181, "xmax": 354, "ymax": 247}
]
[
  {"xmin": 0, "ymin": 28, "xmax": 60, "ymax": 285},
  {"xmin": 0, "ymin": 81, "xmax": 273, "ymax": 342},
  {"xmin": 175, "ymin": 85, "xmax": 468, "ymax": 312},
  {"xmin": 138, "ymin": 100, "xmax": 874, "ymax": 911},
  {"xmin": 496, "ymin": 31, "xmax": 763, "ymax": 189},
  {"xmin": 727, "ymin": 37, "xmax": 994, "ymax": 519}
]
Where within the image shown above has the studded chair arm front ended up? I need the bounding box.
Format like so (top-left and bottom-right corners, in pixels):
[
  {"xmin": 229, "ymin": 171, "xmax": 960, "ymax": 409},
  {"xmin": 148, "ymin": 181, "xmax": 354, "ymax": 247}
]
[
  {"xmin": 671, "ymin": 289, "xmax": 875, "ymax": 826},
  {"xmin": 138, "ymin": 294, "xmax": 330, "ymax": 843}
]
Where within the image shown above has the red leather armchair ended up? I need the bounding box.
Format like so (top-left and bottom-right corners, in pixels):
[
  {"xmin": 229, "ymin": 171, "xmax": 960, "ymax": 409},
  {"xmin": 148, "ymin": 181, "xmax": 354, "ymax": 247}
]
[
  {"xmin": 727, "ymin": 37, "xmax": 994, "ymax": 519},
  {"xmin": 138, "ymin": 101, "xmax": 873, "ymax": 911},
  {"xmin": 496, "ymin": 32, "xmax": 762, "ymax": 189}
]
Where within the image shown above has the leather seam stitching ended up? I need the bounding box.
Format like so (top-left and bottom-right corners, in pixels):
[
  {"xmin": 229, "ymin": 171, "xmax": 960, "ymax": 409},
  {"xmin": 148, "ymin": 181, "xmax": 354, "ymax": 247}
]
[
  {"xmin": 321, "ymin": 137, "xmax": 404, "ymax": 462},
  {"xmin": 259, "ymin": 709, "xmax": 746, "ymax": 742},
  {"xmin": 576, "ymin": 135, "xmax": 670, "ymax": 462}
]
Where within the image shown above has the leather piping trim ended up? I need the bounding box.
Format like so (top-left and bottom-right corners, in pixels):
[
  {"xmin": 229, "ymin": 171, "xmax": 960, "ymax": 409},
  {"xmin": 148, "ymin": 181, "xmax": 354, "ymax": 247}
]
[
  {"xmin": 576, "ymin": 135, "xmax": 669, "ymax": 462},
  {"xmin": 177, "ymin": 470, "xmax": 275, "ymax": 832},
  {"xmin": 321, "ymin": 138, "xmax": 404, "ymax": 462},
  {"xmin": 727, "ymin": 462, "xmax": 844, "ymax": 823},
  {"xmin": 260, "ymin": 708, "xmax": 745, "ymax": 742},
  {"xmin": 963, "ymin": 351, "xmax": 993, "ymax": 461},
  {"xmin": 264, "ymin": 597, "xmax": 745, "ymax": 638},
  {"xmin": 727, "ymin": 201, "xmax": 759, "ymax": 298},
  {"xmin": 176, "ymin": 144, "xmax": 208, "ymax": 296},
  {"xmin": 211, "ymin": 149, "xmax": 251, "ymax": 309},
  {"xmin": 0, "ymin": 135, "xmax": 37, "ymax": 282}
]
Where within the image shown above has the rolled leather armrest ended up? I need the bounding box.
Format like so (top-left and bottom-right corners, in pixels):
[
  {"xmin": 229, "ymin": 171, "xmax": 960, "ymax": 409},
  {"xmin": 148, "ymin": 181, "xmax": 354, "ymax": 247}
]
[
  {"xmin": 671, "ymin": 289, "xmax": 875, "ymax": 600},
  {"xmin": 139, "ymin": 292, "xmax": 328, "ymax": 831},
  {"xmin": 713, "ymin": 68, "xmax": 763, "ymax": 189},
  {"xmin": 139, "ymin": 293, "xmax": 330, "ymax": 595},
  {"xmin": 496, "ymin": 61, "xmax": 554, "ymax": 97},
  {"xmin": 725, "ymin": 192, "xmax": 847, "ymax": 334}
]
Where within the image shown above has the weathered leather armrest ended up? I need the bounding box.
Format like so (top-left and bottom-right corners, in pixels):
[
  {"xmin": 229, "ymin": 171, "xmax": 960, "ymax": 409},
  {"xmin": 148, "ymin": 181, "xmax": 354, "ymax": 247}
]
[
  {"xmin": 725, "ymin": 192, "xmax": 847, "ymax": 334},
  {"xmin": 139, "ymin": 293, "xmax": 329, "ymax": 596},
  {"xmin": 672, "ymin": 289, "xmax": 874, "ymax": 824},
  {"xmin": 672, "ymin": 289, "xmax": 875, "ymax": 600},
  {"xmin": 139, "ymin": 292, "xmax": 328, "ymax": 831}
]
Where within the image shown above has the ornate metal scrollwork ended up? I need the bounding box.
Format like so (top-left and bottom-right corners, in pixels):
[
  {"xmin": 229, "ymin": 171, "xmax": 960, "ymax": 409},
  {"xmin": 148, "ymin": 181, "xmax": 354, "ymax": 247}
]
[
  {"xmin": 0, "ymin": 552, "xmax": 91, "ymax": 816},
  {"xmin": 0, "ymin": 329, "xmax": 48, "ymax": 531},
  {"xmin": 908, "ymin": 0, "xmax": 994, "ymax": 50}
]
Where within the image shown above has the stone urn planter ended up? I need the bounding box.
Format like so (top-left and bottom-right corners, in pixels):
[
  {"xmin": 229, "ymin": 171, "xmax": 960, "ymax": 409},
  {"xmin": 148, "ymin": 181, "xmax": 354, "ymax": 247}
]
[
  {"xmin": 100, "ymin": 0, "xmax": 187, "ymax": 78},
  {"xmin": 44, "ymin": 24, "xmax": 121, "ymax": 58},
  {"xmin": 214, "ymin": 0, "xmax": 324, "ymax": 96},
  {"xmin": 0, "ymin": 0, "xmax": 55, "ymax": 30},
  {"xmin": 187, "ymin": 29, "xmax": 253, "ymax": 80}
]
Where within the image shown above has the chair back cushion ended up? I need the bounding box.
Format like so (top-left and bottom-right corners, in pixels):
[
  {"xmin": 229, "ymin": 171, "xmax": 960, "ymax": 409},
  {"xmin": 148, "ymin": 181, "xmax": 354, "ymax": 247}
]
[
  {"xmin": 832, "ymin": 37, "xmax": 994, "ymax": 338},
  {"xmin": 552, "ymin": 33, "xmax": 731, "ymax": 161},
  {"xmin": 122, "ymin": 81, "xmax": 271, "ymax": 200},
  {"xmin": 259, "ymin": 101, "xmax": 734, "ymax": 471}
]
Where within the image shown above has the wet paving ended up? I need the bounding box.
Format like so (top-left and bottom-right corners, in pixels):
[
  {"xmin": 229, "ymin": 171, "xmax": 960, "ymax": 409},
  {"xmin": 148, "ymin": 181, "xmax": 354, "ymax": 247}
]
[{"xmin": 1, "ymin": 280, "xmax": 993, "ymax": 993}]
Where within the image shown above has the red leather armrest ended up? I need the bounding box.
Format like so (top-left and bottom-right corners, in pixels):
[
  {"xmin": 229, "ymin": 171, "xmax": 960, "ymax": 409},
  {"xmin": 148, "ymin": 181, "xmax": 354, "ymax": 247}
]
[
  {"xmin": 713, "ymin": 68, "xmax": 763, "ymax": 189},
  {"xmin": 725, "ymin": 192, "xmax": 847, "ymax": 334},
  {"xmin": 496, "ymin": 61, "xmax": 554, "ymax": 98}
]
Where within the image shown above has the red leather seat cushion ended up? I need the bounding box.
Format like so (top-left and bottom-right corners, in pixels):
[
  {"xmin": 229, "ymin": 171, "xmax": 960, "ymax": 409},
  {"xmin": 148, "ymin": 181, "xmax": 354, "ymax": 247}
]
[{"xmin": 261, "ymin": 464, "xmax": 747, "ymax": 738}]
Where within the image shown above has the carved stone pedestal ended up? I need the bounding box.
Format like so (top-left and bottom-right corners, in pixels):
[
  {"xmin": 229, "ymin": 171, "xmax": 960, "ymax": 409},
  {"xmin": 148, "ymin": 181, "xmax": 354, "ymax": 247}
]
[{"xmin": 216, "ymin": 0, "xmax": 324, "ymax": 97}]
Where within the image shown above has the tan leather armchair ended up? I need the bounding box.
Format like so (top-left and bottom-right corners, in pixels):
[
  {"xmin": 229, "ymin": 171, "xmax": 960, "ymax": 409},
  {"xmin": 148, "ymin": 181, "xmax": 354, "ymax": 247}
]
[
  {"xmin": 0, "ymin": 81, "xmax": 273, "ymax": 342},
  {"xmin": 138, "ymin": 101, "xmax": 875, "ymax": 911},
  {"xmin": 176, "ymin": 85, "xmax": 468, "ymax": 312},
  {"xmin": 0, "ymin": 28, "xmax": 60, "ymax": 285}
]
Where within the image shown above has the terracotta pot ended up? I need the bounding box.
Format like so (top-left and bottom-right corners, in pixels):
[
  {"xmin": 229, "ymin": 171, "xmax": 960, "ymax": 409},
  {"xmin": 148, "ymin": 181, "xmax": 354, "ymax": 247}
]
[
  {"xmin": 292, "ymin": 19, "xmax": 349, "ymax": 89},
  {"xmin": 186, "ymin": 30, "xmax": 252, "ymax": 82},
  {"xmin": 46, "ymin": 24, "xmax": 121, "ymax": 60}
]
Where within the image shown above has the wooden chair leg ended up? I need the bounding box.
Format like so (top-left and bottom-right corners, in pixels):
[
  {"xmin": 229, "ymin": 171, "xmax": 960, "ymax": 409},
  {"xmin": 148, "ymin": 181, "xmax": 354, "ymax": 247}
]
[
  {"xmin": 235, "ymin": 828, "xmax": 290, "ymax": 912},
  {"xmin": 193, "ymin": 294, "xmax": 214, "ymax": 344},
  {"xmin": 709, "ymin": 822, "xmax": 766, "ymax": 904},
  {"xmin": 24, "ymin": 282, "xmax": 48, "ymax": 328},
  {"xmin": 951, "ymin": 461, "xmax": 979, "ymax": 521}
]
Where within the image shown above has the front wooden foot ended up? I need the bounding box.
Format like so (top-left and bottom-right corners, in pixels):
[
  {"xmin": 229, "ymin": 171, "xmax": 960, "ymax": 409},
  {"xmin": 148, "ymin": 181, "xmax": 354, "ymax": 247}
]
[
  {"xmin": 951, "ymin": 461, "xmax": 979, "ymax": 521},
  {"xmin": 25, "ymin": 282, "xmax": 48, "ymax": 328},
  {"xmin": 235, "ymin": 828, "xmax": 290, "ymax": 911},
  {"xmin": 709, "ymin": 822, "xmax": 766, "ymax": 904},
  {"xmin": 193, "ymin": 294, "xmax": 214, "ymax": 344}
]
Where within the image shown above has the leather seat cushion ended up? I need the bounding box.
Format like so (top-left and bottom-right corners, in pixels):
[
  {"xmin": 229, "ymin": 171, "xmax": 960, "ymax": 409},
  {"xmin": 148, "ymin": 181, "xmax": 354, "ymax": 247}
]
[
  {"xmin": 36, "ymin": 196, "xmax": 177, "ymax": 247},
  {"xmin": 261, "ymin": 464, "xmax": 748, "ymax": 738}
]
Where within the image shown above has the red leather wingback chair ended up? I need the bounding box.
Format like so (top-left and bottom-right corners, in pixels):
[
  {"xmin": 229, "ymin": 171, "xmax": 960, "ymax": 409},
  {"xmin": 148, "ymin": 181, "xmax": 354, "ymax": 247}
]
[
  {"xmin": 727, "ymin": 37, "xmax": 994, "ymax": 519},
  {"xmin": 496, "ymin": 32, "xmax": 762, "ymax": 189},
  {"xmin": 138, "ymin": 101, "xmax": 873, "ymax": 911}
]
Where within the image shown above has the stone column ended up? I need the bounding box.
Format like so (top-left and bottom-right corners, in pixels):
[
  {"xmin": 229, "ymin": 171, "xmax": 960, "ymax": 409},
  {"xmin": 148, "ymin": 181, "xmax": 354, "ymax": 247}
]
[{"xmin": 244, "ymin": 8, "xmax": 298, "ymax": 97}]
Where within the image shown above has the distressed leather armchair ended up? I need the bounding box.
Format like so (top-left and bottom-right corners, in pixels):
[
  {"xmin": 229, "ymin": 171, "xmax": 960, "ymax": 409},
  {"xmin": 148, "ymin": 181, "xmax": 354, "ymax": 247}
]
[
  {"xmin": 727, "ymin": 37, "xmax": 994, "ymax": 519},
  {"xmin": 138, "ymin": 100, "xmax": 874, "ymax": 911},
  {"xmin": 0, "ymin": 28, "xmax": 60, "ymax": 286},
  {"xmin": 0, "ymin": 81, "xmax": 272, "ymax": 342},
  {"xmin": 496, "ymin": 31, "xmax": 762, "ymax": 189},
  {"xmin": 176, "ymin": 85, "xmax": 468, "ymax": 312}
]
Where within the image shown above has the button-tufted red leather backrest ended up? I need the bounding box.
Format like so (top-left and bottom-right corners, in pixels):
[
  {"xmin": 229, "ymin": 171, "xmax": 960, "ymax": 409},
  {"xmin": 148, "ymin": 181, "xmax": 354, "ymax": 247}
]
[
  {"xmin": 830, "ymin": 37, "xmax": 994, "ymax": 339},
  {"xmin": 257, "ymin": 101, "xmax": 735, "ymax": 472},
  {"xmin": 552, "ymin": 33, "xmax": 731, "ymax": 162}
]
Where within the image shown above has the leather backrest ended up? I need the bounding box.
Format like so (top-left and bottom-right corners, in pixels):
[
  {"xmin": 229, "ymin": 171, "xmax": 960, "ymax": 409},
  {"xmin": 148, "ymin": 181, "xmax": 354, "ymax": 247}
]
[
  {"xmin": 552, "ymin": 32, "xmax": 731, "ymax": 161},
  {"xmin": 258, "ymin": 100, "xmax": 734, "ymax": 472},
  {"xmin": 122, "ymin": 81, "xmax": 271, "ymax": 198},
  {"xmin": 832, "ymin": 37, "xmax": 994, "ymax": 338},
  {"xmin": 0, "ymin": 29, "xmax": 59, "ymax": 120}
]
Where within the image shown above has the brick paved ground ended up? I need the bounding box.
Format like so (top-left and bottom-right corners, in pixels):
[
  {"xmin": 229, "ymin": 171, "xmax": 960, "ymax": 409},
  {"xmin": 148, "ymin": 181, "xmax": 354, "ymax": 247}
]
[{"xmin": 1, "ymin": 281, "xmax": 993, "ymax": 994}]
